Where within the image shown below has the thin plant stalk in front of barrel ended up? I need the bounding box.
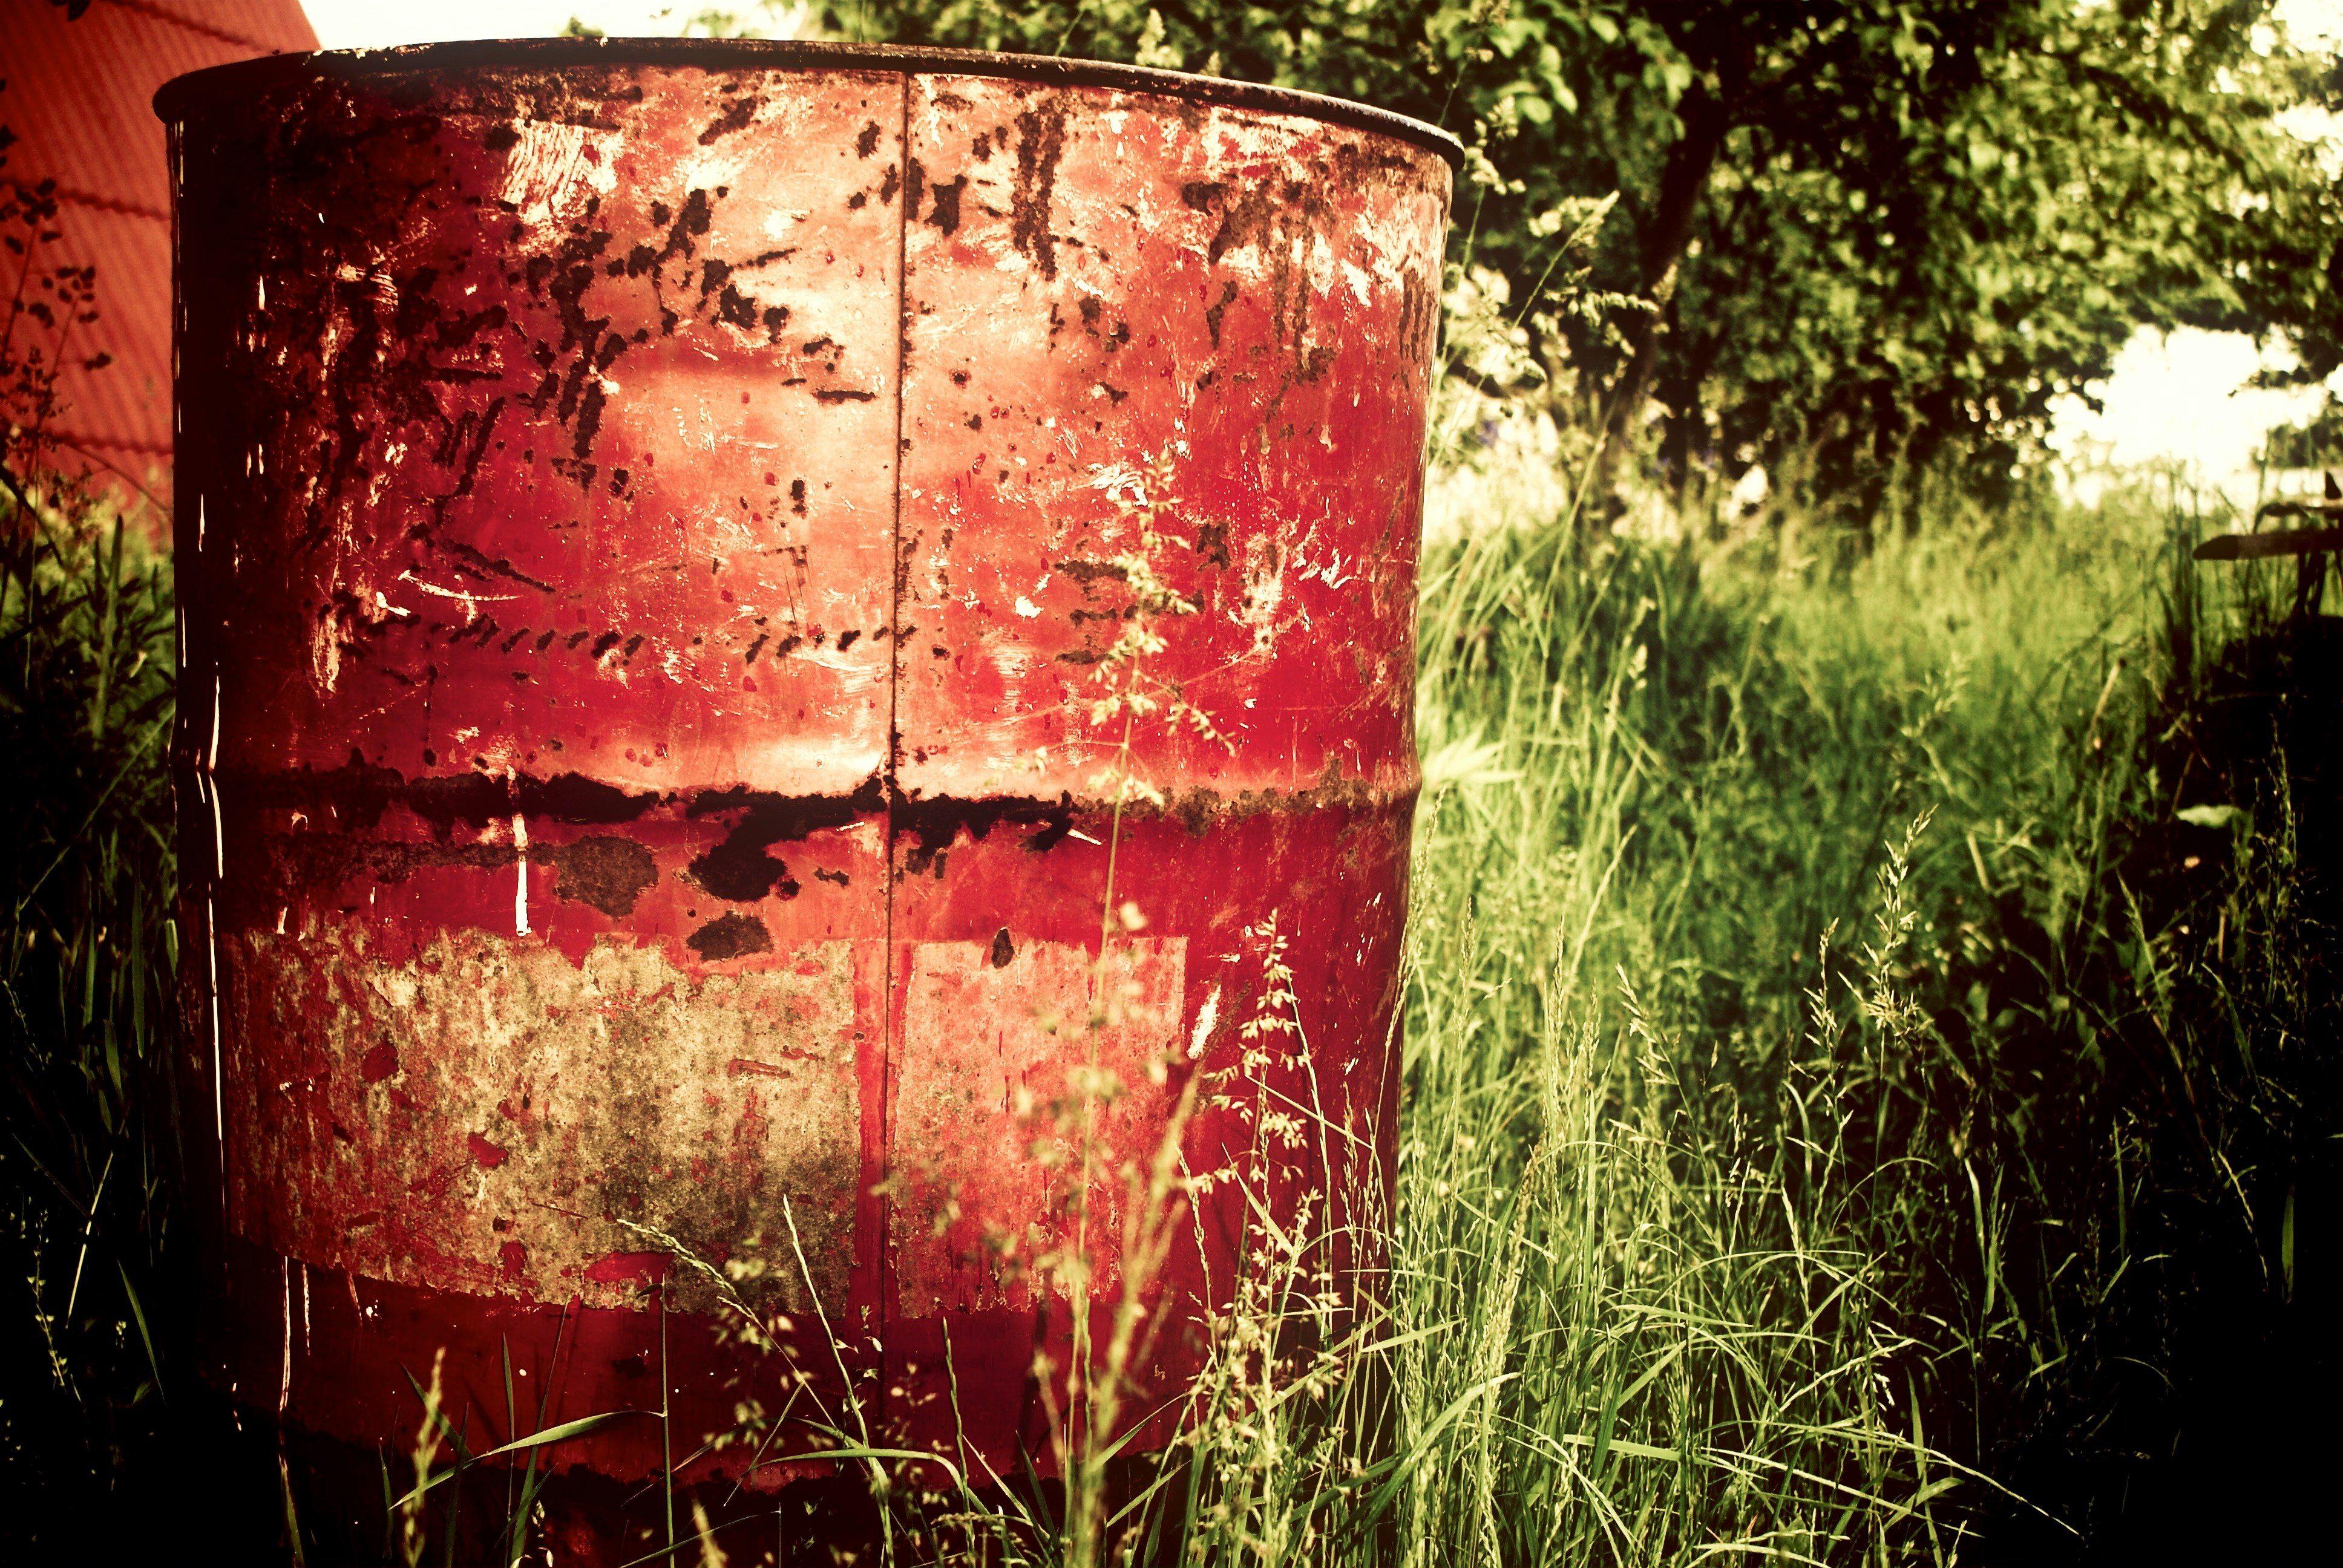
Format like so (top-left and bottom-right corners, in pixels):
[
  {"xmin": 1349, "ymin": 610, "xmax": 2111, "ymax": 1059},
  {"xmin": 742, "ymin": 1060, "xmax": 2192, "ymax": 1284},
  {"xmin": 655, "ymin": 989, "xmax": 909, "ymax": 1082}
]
[{"xmin": 1043, "ymin": 448, "xmax": 1232, "ymax": 1567}]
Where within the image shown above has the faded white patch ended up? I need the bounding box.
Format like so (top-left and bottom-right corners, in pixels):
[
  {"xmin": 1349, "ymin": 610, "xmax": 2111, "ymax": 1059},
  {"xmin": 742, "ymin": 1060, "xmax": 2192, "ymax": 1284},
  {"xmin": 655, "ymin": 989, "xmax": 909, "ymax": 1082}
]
[
  {"xmin": 225, "ymin": 929, "xmax": 865, "ymax": 1313},
  {"xmin": 1308, "ymin": 230, "xmax": 1339, "ymax": 299},
  {"xmin": 1232, "ymin": 541, "xmax": 1288, "ymax": 655},
  {"xmin": 494, "ymin": 121, "xmax": 616, "ymax": 226},
  {"xmin": 511, "ymin": 809, "xmax": 530, "ymax": 937},
  {"xmin": 1189, "ymin": 982, "xmax": 1221, "ymax": 1059},
  {"xmin": 1301, "ymin": 548, "xmax": 1355, "ymax": 591}
]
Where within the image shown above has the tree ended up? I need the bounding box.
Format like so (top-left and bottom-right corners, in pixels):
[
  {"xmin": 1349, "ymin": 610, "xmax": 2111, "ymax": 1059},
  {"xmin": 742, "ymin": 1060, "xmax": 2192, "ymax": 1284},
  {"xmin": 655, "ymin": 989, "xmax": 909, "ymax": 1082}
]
[{"xmin": 859, "ymin": 0, "xmax": 2342, "ymax": 520}]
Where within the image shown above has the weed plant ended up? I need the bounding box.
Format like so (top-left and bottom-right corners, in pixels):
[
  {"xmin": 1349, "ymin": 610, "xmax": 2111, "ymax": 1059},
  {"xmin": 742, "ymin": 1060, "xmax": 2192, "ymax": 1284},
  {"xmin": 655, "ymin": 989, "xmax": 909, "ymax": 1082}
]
[
  {"xmin": 1373, "ymin": 472, "xmax": 2333, "ymax": 1565},
  {"xmin": 4, "ymin": 459, "xmax": 2332, "ymax": 1563},
  {"xmin": 0, "ymin": 491, "xmax": 226, "ymax": 1552}
]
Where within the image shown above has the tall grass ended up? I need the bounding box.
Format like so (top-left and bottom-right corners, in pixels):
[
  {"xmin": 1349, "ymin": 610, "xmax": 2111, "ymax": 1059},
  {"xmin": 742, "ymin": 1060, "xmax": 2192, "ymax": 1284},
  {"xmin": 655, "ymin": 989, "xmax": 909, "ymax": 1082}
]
[
  {"xmin": 6, "ymin": 459, "xmax": 2330, "ymax": 1563},
  {"xmin": 1362, "ymin": 474, "xmax": 2329, "ymax": 1564},
  {"xmin": 1143, "ymin": 468, "xmax": 2328, "ymax": 1565},
  {"xmin": 0, "ymin": 496, "xmax": 187, "ymax": 1544}
]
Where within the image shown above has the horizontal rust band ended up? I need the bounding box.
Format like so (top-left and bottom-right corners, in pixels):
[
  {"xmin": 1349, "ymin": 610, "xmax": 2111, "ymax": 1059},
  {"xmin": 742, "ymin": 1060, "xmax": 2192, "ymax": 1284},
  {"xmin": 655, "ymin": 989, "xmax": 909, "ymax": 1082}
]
[
  {"xmin": 151, "ymin": 38, "xmax": 1466, "ymax": 168},
  {"xmin": 193, "ymin": 760, "xmax": 1418, "ymax": 929},
  {"xmin": 192, "ymin": 756, "xmax": 1422, "ymax": 837}
]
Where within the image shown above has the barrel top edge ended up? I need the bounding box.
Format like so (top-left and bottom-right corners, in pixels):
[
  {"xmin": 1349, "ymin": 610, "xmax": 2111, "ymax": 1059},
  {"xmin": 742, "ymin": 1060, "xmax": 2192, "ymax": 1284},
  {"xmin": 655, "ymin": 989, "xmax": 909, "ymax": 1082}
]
[{"xmin": 150, "ymin": 38, "xmax": 1465, "ymax": 170}]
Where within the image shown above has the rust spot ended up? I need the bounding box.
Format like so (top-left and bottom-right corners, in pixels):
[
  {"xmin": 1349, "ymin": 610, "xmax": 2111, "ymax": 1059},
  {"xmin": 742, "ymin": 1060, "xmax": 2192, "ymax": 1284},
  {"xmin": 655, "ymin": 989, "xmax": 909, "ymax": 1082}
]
[
  {"xmin": 698, "ymin": 96, "xmax": 758, "ymax": 145},
  {"xmin": 1011, "ymin": 100, "xmax": 1068, "ymax": 280},
  {"xmin": 1193, "ymin": 521, "xmax": 1231, "ymax": 569},
  {"xmin": 658, "ymin": 188, "xmax": 714, "ymax": 266},
  {"xmin": 1180, "ymin": 179, "xmax": 1225, "ymax": 212},
  {"xmin": 685, "ymin": 777, "xmax": 881, "ymax": 901},
  {"xmin": 988, "ymin": 927, "xmax": 1015, "ymax": 968},
  {"xmin": 893, "ymin": 792, "xmax": 1072, "ymax": 861},
  {"xmin": 1205, "ymin": 280, "xmax": 1239, "ymax": 348},
  {"xmin": 541, "ymin": 835, "xmax": 657, "ymax": 917},
  {"xmin": 359, "ymin": 1040, "xmax": 400, "ymax": 1083},
  {"xmin": 688, "ymin": 911, "xmax": 772, "ymax": 959},
  {"xmin": 927, "ymin": 174, "xmax": 967, "ymax": 235}
]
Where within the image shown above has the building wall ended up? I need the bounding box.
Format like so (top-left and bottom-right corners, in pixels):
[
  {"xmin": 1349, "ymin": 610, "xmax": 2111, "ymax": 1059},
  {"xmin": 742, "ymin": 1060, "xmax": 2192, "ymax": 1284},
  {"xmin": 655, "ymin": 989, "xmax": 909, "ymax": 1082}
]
[{"xmin": 3, "ymin": 0, "xmax": 317, "ymax": 517}]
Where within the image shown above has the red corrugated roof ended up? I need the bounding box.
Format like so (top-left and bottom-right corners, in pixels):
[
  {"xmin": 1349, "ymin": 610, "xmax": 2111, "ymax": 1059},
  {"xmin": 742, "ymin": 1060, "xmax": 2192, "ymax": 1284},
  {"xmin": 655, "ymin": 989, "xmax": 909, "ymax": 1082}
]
[{"xmin": 3, "ymin": 0, "xmax": 317, "ymax": 516}]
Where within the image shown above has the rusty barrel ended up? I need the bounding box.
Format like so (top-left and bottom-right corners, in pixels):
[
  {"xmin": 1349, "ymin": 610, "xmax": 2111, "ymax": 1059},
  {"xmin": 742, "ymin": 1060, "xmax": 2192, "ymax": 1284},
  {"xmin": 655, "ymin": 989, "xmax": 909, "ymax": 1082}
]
[{"xmin": 159, "ymin": 38, "xmax": 1453, "ymax": 1554}]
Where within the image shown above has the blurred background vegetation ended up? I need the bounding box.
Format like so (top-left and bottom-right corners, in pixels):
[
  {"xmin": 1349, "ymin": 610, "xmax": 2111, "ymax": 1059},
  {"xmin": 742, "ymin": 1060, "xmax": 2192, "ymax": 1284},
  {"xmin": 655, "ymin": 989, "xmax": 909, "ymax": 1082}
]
[
  {"xmin": 862, "ymin": 0, "xmax": 2343, "ymax": 523},
  {"xmin": 7, "ymin": 0, "xmax": 2343, "ymax": 1561}
]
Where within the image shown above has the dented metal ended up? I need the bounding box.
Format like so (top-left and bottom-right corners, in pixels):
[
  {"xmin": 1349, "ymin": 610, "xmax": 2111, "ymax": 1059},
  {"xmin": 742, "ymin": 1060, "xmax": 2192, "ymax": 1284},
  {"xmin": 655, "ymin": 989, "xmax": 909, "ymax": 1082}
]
[{"xmin": 160, "ymin": 37, "xmax": 1452, "ymax": 1550}]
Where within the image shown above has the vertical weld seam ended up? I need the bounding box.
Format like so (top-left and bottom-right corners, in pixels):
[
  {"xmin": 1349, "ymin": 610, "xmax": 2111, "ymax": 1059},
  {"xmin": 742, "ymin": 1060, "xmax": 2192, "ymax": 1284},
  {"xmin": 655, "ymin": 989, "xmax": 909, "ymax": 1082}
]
[
  {"xmin": 873, "ymin": 64, "xmax": 914, "ymax": 1399},
  {"xmin": 885, "ymin": 71, "xmax": 911, "ymax": 806}
]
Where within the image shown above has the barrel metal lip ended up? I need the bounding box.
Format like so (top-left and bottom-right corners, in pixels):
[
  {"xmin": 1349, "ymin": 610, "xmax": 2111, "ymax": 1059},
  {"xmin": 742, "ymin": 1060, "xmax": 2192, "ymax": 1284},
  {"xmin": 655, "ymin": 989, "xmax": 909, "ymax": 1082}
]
[{"xmin": 151, "ymin": 36, "xmax": 1465, "ymax": 169}]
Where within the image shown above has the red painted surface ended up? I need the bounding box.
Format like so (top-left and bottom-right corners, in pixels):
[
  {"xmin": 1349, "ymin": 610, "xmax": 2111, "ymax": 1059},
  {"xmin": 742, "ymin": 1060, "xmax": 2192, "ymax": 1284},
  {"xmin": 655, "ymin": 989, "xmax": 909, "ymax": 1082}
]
[{"xmin": 162, "ymin": 39, "xmax": 1450, "ymax": 1557}]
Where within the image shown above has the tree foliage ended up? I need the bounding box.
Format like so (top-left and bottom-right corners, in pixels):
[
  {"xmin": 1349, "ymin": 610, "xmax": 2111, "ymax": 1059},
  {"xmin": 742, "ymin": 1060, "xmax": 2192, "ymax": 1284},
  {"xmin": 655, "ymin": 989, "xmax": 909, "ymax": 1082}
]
[{"xmin": 855, "ymin": 0, "xmax": 2342, "ymax": 516}]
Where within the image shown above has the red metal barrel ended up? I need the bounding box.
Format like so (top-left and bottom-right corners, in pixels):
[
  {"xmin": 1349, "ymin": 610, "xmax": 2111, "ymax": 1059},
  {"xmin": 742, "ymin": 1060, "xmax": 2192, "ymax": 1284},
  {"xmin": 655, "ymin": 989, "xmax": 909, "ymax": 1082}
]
[{"xmin": 160, "ymin": 38, "xmax": 1452, "ymax": 1558}]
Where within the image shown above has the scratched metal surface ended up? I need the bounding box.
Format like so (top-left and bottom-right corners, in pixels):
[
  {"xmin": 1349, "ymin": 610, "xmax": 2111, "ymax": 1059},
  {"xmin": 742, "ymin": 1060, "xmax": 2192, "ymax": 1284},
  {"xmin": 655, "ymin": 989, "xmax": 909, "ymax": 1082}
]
[{"xmin": 163, "ymin": 41, "xmax": 1449, "ymax": 1524}]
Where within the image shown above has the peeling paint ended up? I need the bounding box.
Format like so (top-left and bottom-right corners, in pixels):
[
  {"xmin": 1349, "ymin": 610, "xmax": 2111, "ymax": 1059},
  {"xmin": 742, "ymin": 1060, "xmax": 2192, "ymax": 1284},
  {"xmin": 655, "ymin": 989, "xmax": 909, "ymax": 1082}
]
[{"xmin": 224, "ymin": 927, "xmax": 862, "ymax": 1313}]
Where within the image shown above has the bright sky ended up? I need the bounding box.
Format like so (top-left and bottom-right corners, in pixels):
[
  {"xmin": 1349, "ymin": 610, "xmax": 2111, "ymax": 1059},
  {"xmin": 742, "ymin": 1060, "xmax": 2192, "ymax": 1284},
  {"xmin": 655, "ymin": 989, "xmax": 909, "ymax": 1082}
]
[
  {"xmin": 300, "ymin": 2, "xmax": 807, "ymax": 47},
  {"xmin": 300, "ymin": 0, "xmax": 2343, "ymax": 501},
  {"xmin": 2040, "ymin": 0, "xmax": 2343, "ymax": 505},
  {"xmin": 2043, "ymin": 330, "xmax": 2338, "ymax": 509}
]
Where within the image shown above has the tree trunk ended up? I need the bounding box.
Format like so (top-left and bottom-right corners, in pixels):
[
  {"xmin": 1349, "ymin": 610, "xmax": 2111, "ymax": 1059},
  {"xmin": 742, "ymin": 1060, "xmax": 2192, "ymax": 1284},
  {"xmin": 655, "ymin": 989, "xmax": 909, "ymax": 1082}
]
[{"xmin": 1590, "ymin": 87, "xmax": 1728, "ymax": 517}]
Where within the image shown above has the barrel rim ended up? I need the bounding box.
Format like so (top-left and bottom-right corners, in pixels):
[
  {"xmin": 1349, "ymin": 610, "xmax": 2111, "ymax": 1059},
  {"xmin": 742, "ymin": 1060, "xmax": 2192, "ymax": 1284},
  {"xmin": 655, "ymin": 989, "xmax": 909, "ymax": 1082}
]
[{"xmin": 151, "ymin": 36, "xmax": 1465, "ymax": 169}]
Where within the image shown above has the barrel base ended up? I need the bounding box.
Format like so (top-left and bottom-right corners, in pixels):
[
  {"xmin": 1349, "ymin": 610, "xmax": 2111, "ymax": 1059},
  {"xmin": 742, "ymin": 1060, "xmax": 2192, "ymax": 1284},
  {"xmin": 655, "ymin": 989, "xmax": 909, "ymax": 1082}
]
[
  {"xmin": 278, "ymin": 1423, "xmax": 889, "ymax": 1568},
  {"xmin": 272, "ymin": 1411, "xmax": 1195, "ymax": 1566}
]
